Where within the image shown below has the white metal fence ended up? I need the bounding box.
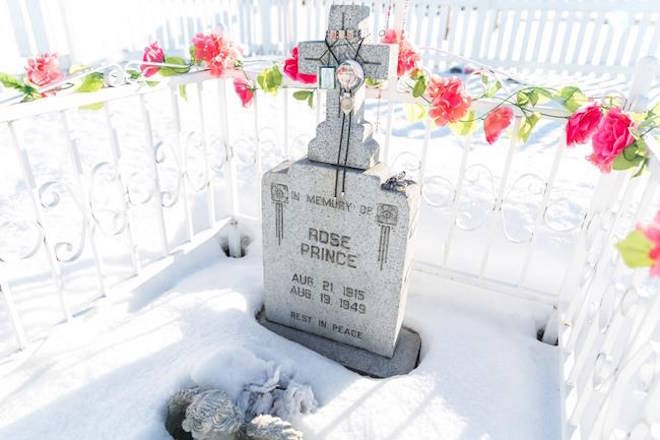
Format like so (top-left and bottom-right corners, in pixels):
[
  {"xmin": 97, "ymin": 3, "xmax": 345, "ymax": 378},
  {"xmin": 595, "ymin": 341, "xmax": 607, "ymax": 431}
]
[
  {"xmin": 557, "ymin": 140, "xmax": 660, "ymax": 440},
  {"xmin": 1, "ymin": 2, "xmax": 660, "ymax": 439}
]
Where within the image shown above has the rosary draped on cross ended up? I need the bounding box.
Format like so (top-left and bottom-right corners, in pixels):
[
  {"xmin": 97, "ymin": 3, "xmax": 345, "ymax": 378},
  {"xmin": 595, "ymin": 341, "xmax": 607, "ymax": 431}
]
[{"xmin": 299, "ymin": 7, "xmax": 394, "ymax": 199}]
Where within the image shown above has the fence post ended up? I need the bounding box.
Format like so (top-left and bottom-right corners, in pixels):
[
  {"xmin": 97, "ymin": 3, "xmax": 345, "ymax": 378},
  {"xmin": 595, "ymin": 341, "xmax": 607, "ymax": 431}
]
[
  {"xmin": 217, "ymin": 79, "xmax": 240, "ymax": 218},
  {"xmin": 626, "ymin": 56, "xmax": 658, "ymax": 112},
  {"xmin": 7, "ymin": 121, "xmax": 72, "ymax": 322}
]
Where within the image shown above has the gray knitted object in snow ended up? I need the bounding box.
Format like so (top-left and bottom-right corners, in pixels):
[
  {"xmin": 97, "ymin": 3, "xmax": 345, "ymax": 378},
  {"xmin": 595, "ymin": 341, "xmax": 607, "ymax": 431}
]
[
  {"xmin": 169, "ymin": 386, "xmax": 206, "ymax": 416},
  {"xmin": 271, "ymin": 382, "xmax": 316, "ymax": 420},
  {"xmin": 237, "ymin": 364, "xmax": 281, "ymax": 420},
  {"xmin": 244, "ymin": 415, "xmax": 303, "ymax": 440},
  {"xmin": 237, "ymin": 363, "xmax": 317, "ymax": 421},
  {"xmin": 182, "ymin": 390, "xmax": 244, "ymax": 440}
]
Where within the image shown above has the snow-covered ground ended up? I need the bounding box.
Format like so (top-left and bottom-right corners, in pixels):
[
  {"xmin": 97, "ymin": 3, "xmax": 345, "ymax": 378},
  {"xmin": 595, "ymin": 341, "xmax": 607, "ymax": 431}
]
[{"xmin": 0, "ymin": 227, "xmax": 559, "ymax": 440}]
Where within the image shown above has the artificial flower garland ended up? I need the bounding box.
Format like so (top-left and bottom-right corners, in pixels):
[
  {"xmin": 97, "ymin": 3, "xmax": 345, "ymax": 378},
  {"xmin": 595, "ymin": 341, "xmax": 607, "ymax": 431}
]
[
  {"xmin": 1, "ymin": 31, "xmax": 658, "ymax": 276},
  {"xmin": 2, "ymin": 30, "xmax": 657, "ymax": 176}
]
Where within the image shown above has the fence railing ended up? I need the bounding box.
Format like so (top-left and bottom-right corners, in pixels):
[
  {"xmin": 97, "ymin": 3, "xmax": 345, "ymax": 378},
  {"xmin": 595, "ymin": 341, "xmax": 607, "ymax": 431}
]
[
  {"xmin": 2, "ymin": 0, "xmax": 659, "ymax": 77},
  {"xmin": 0, "ymin": 54, "xmax": 656, "ymax": 347}
]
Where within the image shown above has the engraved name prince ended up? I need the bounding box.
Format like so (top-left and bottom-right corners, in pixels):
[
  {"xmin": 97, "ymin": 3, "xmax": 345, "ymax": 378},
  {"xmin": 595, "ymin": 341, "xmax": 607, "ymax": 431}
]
[{"xmin": 300, "ymin": 227, "xmax": 358, "ymax": 268}]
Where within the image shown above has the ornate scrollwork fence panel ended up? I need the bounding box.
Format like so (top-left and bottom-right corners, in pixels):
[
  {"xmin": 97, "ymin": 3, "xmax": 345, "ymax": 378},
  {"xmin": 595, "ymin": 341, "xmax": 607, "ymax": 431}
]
[{"xmin": 0, "ymin": 75, "xmax": 243, "ymax": 352}]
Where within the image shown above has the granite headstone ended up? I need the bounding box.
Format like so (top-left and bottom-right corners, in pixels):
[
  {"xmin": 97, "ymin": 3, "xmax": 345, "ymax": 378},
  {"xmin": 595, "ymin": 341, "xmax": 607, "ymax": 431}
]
[{"xmin": 261, "ymin": 4, "xmax": 421, "ymax": 377}]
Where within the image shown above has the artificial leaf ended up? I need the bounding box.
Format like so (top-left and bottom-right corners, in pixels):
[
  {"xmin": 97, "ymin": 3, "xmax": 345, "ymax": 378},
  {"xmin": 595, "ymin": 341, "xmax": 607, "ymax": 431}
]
[
  {"xmin": 146, "ymin": 80, "xmax": 159, "ymax": 87},
  {"xmin": 257, "ymin": 64, "xmax": 283, "ymax": 95},
  {"xmin": 612, "ymin": 143, "xmax": 644, "ymax": 170},
  {"xmin": 527, "ymin": 89, "xmax": 539, "ymax": 106},
  {"xmin": 0, "ymin": 72, "xmax": 25, "ymax": 91},
  {"xmin": 616, "ymin": 230, "xmax": 654, "ymax": 268},
  {"xmin": 532, "ymin": 87, "xmax": 552, "ymax": 103},
  {"xmin": 652, "ymin": 102, "xmax": 660, "ymax": 115},
  {"xmin": 404, "ymin": 103, "xmax": 428, "ymax": 122},
  {"xmin": 0, "ymin": 72, "xmax": 39, "ymax": 100},
  {"xmin": 518, "ymin": 112, "xmax": 540, "ymax": 143},
  {"xmin": 126, "ymin": 69, "xmax": 142, "ymax": 80},
  {"xmin": 622, "ymin": 144, "xmax": 638, "ymax": 161},
  {"xmin": 612, "ymin": 153, "xmax": 637, "ymax": 170},
  {"xmin": 555, "ymin": 86, "xmax": 587, "ymax": 112},
  {"xmin": 77, "ymin": 72, "xmax": 104, "ymax": 93},
  {"xmin": 160, "ymin": 56, "xmax": 190, "ymax": 76},
  {"xmin": 632, "ymin": 158, "xmax": 649, "ymax": 178},
  {"xmin": 480, "ymin": 74, "xmax": 489, "ymax": 86},
  {"xmin": 485, "ymin": 80, "xmax": 502, "ymax": 98},
  {"xmin": 516, "ymin": 91, "xmax": 529, "ymax": 106},
  {"xmin": 293, "ymin": 90, "xmax": 314, "ymax": 108},
  {"xmin": 365, "ymin": 77, "xmax": 383, "ymax": 88},
  {"xmin": 412, "ymin": 76, "xmax": 427, "ymax": 98},
  {"xmin": 517, "ymin": 89, "xmax": 539, "ymax": 107},
  {"xmin": 637, "ymin": 116, "xmax": 658, "ymax": 132},
  {"xmin": 448, "ymin": 110, "xmax": 477, "ymax": 136},
  {"xmin": 179, "ymin": 84, "xmax": 187, "ymax": 100},
  {"xmin": 293, "ymin": 90, "xmax": 313, "ymax": 100}
]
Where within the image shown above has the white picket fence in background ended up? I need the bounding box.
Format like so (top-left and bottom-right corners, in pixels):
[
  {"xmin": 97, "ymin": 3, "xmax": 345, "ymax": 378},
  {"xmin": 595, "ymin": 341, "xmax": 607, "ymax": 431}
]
[
  {"xmin": 1, "ymin": 1, "xmax": 659, "ymax": 439},
  {"xmin": 1, "ymin": 0, "xmax": 659, "ymax": 76}
]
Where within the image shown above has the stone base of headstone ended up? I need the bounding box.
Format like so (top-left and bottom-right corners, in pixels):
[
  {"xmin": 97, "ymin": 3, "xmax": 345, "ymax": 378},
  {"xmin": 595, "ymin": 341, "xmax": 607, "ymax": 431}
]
[{"xmin": 257, "ymin": 308, "xmax": 421, "ymax": 378}]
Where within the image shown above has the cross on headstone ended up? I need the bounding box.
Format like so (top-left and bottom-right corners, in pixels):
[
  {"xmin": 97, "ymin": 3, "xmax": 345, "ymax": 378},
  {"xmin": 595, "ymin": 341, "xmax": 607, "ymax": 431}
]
[{"xmin": 298, "ymin": 5, "xmax": 398, "ymax": 191}]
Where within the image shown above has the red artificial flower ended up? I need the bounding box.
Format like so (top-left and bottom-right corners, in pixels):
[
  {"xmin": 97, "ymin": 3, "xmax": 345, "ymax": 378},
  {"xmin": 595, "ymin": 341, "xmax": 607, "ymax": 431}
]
[
  {"xmin": 484, "ymin": 107, "xmax": 514, "ymax": 144},
  {"xmin": 427, "ymin": 76, "xmax": 471, "ymax": 126},
  {"xmin": 587, "ymin": 107, "xmax": 634, "ymax": 173},
  {"xmin": 381, "ymin": 29, "xmax": 419, "ymax": 77},
  {"xmin": 283, "ymin": 46, "xmax": 317, "ymax": 84},
  {"xmin": 643, "ymin": 212, "xmax": 660, "ymax": 277},
  {"xmin": 208, "ymin": 56, "xmax": 226, "ymax": 77},
  {"xmin": 191, "ymin": 32, "xmax": 240, "ymax": 77},
  {"xmin": 566, "ymin": 104, "xmax": 603, "ymax": 146},
  {"xmin": 233, "ymin": 77, "xmax": 255, "ymax": 107},
  {"xmin": 25, "ymin": 53, "xmax": 64, "ymax": 88},
  {"xmin": 191, "ymin": 33, "xmax": 221, "ymax": 63},
  {"xmin": 140, "ymin": 42, "xmax": 165, "ymax": 77}
]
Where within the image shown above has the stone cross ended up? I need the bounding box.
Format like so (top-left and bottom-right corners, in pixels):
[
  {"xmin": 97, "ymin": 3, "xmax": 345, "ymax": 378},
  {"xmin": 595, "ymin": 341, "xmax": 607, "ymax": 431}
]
[{"xmin": 298, "ymin": 5, "xmax": 398, "ymax": 186}]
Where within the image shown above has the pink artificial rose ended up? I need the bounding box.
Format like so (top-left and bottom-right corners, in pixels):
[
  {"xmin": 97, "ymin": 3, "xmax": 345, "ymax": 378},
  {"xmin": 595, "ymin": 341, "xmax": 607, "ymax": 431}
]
[
  {"xmin": 191, "ymin": 33, "xmax": 221, "ymax": 63},
  {"xmin": 209, "ymin": 56, "xmax": 226, "ymax": 77},
  {"xmin": 140, "ymin": 42, "xmax": 165, "ymax": 77},
  {"xmin": 233, "ymin": 77, "xmax": 255, "ymax": 107},
  {"xmin": 427, "ymin": 76, "xmax": 471, "ymax": 126},
  {"xmin": 189, "ymin": 32, "xmax": 240, "ymax": 77},
  {"xmin": 381, "ymin": 29, "xmax": 419, "ymax": 77},
  {"xmin": 642, "ymin": 212, "xmax": 660, "ymax": 277},
  {"xmin": 25, "ymin": 53, "xmax": 64, "ymax": 88},
  {"xmin": 587, "ymin": 107, "xmax": 634, "ymax": 173},
  {"xmin": 566, "ymin": 104, "xmax": 603, "ymax": 146},
  {"xmin": 484, "ymin": 106, "xmax": 514, "ymax": 144},
  {"xmin": 283, "ymin": 46, "xmax": 317, "ymax": 84},
  {"xmin": 381, "ymin": 29, "xmax": 418, "ymax": 77}
]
